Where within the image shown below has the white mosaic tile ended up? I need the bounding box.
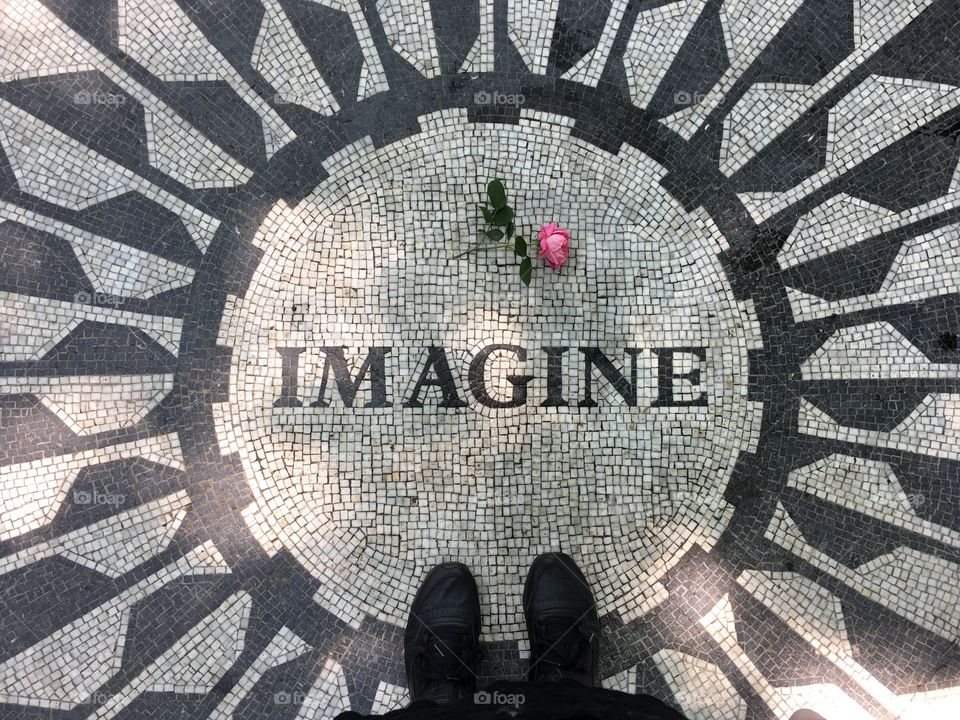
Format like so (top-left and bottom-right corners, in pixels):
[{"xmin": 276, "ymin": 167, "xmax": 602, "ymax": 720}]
[
  {"xmin": 776, "ymin": 194, "xmax": 898, "ymax": 269},
  {"xmin": 787, "ymin": 220, "xmax": 960, "ymax": 321},
  {"xmin": 0, "ymin": 97, "xmax": 220, "ymax": 250},
  {"xmin": 663, "ymin": 0, "xmax": 805, "ymax": 139},
  {"xmin": 0, "ymin": 290, "xmax": 182, "ymax": 361},
  {"xmin": 787, "ymin": 454, "xmax": 960, "ymax": 550},
  {"xmin": 738, "ymin": 569, "xmax": 906, "ymax": 713},
  {"xmin": 854, "ymin": 0, "xmax": 938, "ymax": 50},
  {"xmin": 896, "ymin": 686, "xmax": 960, "ymax": 719},
  {"xmin": 0, "ymin": 491, "xmax": 191, "ymax": 578},
  {"xmin": 215, "ymin": 109, "xmax": 762, "ymax": 636},
  {"xmin": 601, "ymin": 665, "xmax": 635, "ymax": 694},
  {"xmin": 738, "ymin": 76, "xmax": 960, "ymax": 222},
  {"xmin": 700, "ymin": 595, "xmax": 875, "ymax": 720},
  {"xmin": 307, "ymin": 0, "xmax": 389, "ymax": 99},
  {"xmin": 0, "ymin": 540, "xmax": 229, "ymax": 711},
  {"xmin": 459, "ymin": 0, "xmax": 495, "ymax": 73},
  {"xmin": 254, "ymin": 0, "xmax": 340, "ymax": 115},
  {"xmin": 0, "ymin": 0, "xmax": 251, "ymax": 188},
  {"xmin": 209, "ymin": 625, "xmax": 312, "ymax": 720},
  {"xmin": 0, "ymin": 433, "xmax": 183, "ymax": 540},
  {"xmin": 767, "ymin": 504, "xmax": 960, "ymax": 643},
  {"xmin": 118, "ymin": 0, "xmax": 296, "ymax": 158},
  {"xmin": 370, "ymin": 680, "xmax": 409, "ymax": 714},
  {"xmin": 89, "ymin": 590, "xmax": 252, "ymax": 720},
  {"xmin": 562, "ymin": 0, "xmax": 630, "ymax": 86},
  {"xmin": 507, "ymin": 0, "xmax": 560, "ymax": 75},
  {"xmin": 378, "ymin": 0, "xmax": 441, "ymax": 79},
  {"xmin": 722, "ymin": 0, "xmax": 937, "ymax": 176},
  {"xmin": 295, "ymin": 657, "xmax": 350, "ymax": 720},
  {"xmin": 721, "ymin": 83, "xmax": 813, "ymax": 176},
  {"xmin": 0, "ymin": 373, "xmax": 173, "ymax": 435},
  {"xmin": 802, "ymin": 321, "xmax": 960, "ymax": 380},
  {"xmin": 738, "ymin": 570, "xmax": 853, "ymax": 658},
  {"xmin": 653, "ymin": 648, "xmax": 746, "ymax": 720},
  {"xmin": 623, "ymin": 0, "xmax": 709, "ymax": 111},
  {"xmin": 0, "ymin": 600, "xmax": 128, "ymax": 710},
  {"xmin": 799, "ymin": 394, "xmax": 960, "ymax": 462},
  {"xmin": 0, "ymin": 201, "xmax": 195, "ymax": 301}
]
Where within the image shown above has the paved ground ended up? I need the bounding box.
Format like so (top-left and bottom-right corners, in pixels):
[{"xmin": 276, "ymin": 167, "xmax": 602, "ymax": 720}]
[{"xmin": 1, "ymin": 1, "xmax": 959, "ymax": 718}]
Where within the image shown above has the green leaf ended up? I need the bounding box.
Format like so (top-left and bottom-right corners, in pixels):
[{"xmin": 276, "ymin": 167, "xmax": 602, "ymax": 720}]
[
  {"xmin": 487, "ymin": 180, "xmax": 507, "ymax": 209},
  {"xmin": 493, "ymin": 206, "xmax": 514, "ymax": 226},
  {"xmin": 486, "ymin": 229, "xmax": 504, "ymax": 242},
  {"xmin": 514, "ymin": 237, "xmax": 527, "ymax": 256},
  {"xmin": 506, "ymin": 221, "xmax": 515, "ymax": 237},
  {"xmin": 480, "ymin": 206, "xmax": 495, "ymax": 224},
  {"xmin": 519, "ymin": 257, "xmax": 532, "ymax": 286}
]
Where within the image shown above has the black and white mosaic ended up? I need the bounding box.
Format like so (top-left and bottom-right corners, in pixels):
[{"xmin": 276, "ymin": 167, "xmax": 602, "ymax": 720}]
[{"xmin": 1, "ymin": 1, "xmax": 959, "ymax": 719}]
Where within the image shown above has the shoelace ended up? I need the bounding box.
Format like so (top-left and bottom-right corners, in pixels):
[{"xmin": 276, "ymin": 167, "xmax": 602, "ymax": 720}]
[
  {"xmin": 532, "ymin": 618, "xmax": 594, "ymax": 679},
  {"xmin": 415, "ymin": 628, "xmax": 480, "ymax": 695}
]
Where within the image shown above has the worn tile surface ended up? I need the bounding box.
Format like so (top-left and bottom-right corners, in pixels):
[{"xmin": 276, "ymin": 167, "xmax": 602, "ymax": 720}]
[{"xmin": 1, "ymin": 1, "xmax": 959, "ymax": 719}]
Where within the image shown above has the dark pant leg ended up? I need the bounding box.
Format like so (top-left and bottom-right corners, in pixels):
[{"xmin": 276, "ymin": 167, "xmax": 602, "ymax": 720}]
[
  {"xmin": 334, "ymin": 698, "xmax": 439, "ymax": 720},
  {"xmin": 334, "ymin": 680, "xmax": 688, "ymax": 720}
]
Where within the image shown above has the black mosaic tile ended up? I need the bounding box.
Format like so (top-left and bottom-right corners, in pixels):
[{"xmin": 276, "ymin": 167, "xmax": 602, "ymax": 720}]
[
  {"xmin": 0, "ymin": 222, "xmax": 91, "ymax": 299},
  {"xmin": 1, "ymin": 74, "xmax": 147, "ymax": 168}
]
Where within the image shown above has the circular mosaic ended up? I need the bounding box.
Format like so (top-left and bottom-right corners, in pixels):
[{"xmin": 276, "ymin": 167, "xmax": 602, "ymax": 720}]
[
  {"xmin": 217, "ymin": 111, "xmax": 761, "ymax": 635},
  {"xmin": 3, "ymin": 0, "xmax": 960, "ymax": 717}
]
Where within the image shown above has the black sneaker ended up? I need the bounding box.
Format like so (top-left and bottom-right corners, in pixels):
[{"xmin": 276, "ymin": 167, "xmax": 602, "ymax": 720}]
[
  {"xmin": 404, "ymin": 562, "xmax": 482, "ymax": 703},
  {"xmin": 523, "ymin": 552, "xmax": 600, "ymax": 686}
]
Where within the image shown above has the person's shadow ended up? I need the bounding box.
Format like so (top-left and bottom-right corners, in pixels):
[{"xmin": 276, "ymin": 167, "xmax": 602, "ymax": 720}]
[{"xmin": 790, "ymin": 711, "xmax": 827, "ymax": 720}]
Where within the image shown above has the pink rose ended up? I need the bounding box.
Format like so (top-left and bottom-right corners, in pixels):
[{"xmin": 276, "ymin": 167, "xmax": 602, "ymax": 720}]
[{"xmin": 537, "ymin": 223, "xmax": 570, "ymax": 270}]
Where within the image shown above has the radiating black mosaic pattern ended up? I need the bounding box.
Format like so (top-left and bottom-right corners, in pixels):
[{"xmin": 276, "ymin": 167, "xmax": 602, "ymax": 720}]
[{"xmin": 1, "ymin": 1, "xmax": 959, "ymax": 719}]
